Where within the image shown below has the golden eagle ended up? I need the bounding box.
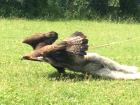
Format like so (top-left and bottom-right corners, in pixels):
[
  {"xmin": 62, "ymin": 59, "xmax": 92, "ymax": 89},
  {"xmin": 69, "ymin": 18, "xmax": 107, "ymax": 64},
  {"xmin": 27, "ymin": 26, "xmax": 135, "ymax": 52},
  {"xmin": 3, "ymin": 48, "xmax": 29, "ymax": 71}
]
[{"xmin": 22, "ymin": 31, "xmax": 88, "ymax": 73}]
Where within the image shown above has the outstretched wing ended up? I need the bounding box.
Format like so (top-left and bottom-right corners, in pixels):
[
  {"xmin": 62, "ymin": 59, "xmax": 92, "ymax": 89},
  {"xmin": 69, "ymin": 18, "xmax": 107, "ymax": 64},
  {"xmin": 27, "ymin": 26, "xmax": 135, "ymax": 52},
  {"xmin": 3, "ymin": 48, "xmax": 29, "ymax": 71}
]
[
  {"xmin": 42, "ymin": 31, "xmax": 88, "ymax": 66},
  {"xmin": 62, "ymin": 31, "xmax": 88, "ymax": 56},
  {"xmin": 22, "ymin": 31, "xmax": 58, "ymax": 49},
  {"xmin": 22, "ymin": 31, "xmax": 88, "ymax": 73},
  {"xmin": 22, "ymin": 31, "xmax": 88, "ymax": 64}
]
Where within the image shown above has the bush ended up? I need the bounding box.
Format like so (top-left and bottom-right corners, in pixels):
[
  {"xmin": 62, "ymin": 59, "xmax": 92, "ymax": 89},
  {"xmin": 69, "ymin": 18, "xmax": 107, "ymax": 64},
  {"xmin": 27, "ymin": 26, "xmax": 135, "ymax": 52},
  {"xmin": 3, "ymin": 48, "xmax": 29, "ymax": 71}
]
[
  {"xmin": 119, "ymin": 0, "xmax": 138, "ymax": 16},
  {"xmin": 0, "ymin": 0, "xmax": 22, "ymax": 17},
  {"xmin": 0, "ymin": 0, "xmax": 139, "ymax": 20}
]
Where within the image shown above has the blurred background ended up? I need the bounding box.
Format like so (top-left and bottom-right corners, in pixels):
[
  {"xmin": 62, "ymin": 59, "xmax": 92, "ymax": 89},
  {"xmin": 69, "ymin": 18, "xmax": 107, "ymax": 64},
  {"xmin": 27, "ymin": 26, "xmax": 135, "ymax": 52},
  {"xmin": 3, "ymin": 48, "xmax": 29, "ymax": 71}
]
[{"xmin": 0, "ymin": 0, "xmax": 140, "ymax": 21}]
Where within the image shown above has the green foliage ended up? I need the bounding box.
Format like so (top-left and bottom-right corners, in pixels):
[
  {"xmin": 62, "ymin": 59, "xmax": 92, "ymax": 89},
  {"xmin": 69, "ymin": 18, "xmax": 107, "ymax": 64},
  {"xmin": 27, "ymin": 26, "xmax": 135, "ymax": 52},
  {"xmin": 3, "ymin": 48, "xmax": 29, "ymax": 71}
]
[
  {"xmin": 0, "ymin": 0, "xmax": 139, "ymax": 20},
  {"xmin": 0, "ymin": 0, "xmax": 23, "ymax": 17},
  {"xmin": 120, "ymin": 0, "xmax": 138, "ymax": 16}
]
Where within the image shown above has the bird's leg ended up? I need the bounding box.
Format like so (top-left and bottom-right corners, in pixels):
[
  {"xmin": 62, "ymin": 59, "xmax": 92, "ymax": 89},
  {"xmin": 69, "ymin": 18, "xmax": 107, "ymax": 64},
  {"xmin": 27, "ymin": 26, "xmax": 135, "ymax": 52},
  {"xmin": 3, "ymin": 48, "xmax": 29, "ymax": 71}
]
[{"xmin": 51, "ymin": 65, "xmax": 65, "ymax": 74}]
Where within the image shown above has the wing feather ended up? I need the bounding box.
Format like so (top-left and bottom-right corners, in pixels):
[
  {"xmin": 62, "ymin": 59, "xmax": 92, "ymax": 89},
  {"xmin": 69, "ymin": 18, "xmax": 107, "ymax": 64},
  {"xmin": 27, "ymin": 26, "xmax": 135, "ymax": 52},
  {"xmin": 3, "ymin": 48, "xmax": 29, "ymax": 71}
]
[
  {"xmin": 61, "ymin": 31, "xmax": 88, "ymax": 56},
  {"xmin": 22, "ymin": 31, "xmax": 58, "ymax": 49},
  {"xmin": 22, "ymin": 31, "xmax": 88, "ymax": 65}
]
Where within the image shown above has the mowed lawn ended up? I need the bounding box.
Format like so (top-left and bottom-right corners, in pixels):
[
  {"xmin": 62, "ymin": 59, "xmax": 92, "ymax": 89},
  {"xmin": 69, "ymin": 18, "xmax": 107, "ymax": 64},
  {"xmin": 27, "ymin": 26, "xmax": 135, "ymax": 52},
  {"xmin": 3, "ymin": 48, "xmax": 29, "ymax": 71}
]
[{"xmin": 0, "ymin": 19, "xmax": 140, "ymax": 105}]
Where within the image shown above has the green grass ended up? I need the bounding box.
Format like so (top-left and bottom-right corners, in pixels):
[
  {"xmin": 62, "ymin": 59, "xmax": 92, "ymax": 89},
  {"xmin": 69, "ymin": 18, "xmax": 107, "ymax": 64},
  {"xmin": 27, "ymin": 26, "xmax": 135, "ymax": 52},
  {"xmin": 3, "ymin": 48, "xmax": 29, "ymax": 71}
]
[{"xmin": 0, "ymin": 19, "xmax": 140, "ymax": 105}]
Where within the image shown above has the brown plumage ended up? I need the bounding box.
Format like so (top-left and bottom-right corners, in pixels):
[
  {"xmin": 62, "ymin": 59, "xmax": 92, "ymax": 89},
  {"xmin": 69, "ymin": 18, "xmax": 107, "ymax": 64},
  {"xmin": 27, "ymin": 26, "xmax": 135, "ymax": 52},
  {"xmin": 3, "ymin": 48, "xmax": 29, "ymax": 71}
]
[
  {"xmin": 23, "ymin": 31, "xmax": 58, "ymax": 49},
  {"xmin": 22, "ymin": 31, "xmax": 88, "ymax": 73}
]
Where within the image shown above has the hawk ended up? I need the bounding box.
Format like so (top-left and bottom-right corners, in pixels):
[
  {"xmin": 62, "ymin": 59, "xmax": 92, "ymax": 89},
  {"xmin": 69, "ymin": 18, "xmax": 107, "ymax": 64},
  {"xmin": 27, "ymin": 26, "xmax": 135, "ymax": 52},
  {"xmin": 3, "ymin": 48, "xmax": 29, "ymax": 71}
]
[
  {"xmin": 22, "ymin": 31, "xmax": 140, "ymax": 79},
  {"xmin": 22, "ymin": 31, "xmax": 88, "ymax": 73}
]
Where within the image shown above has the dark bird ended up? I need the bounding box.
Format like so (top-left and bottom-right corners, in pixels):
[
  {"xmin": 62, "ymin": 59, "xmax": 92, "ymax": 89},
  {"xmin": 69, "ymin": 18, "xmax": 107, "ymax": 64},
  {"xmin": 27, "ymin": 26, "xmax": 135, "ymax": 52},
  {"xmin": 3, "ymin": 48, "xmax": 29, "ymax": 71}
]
[
  {"xmin": 22, "ymin": 31, "xmax": 88, "ymax": 73},
  {"xmin": 22, "ymin": 31, "xmax": 58, "ymax": 50},
  {"xmin": 22, "ymin": 31, "xmax": 140, "ymax": 79}
]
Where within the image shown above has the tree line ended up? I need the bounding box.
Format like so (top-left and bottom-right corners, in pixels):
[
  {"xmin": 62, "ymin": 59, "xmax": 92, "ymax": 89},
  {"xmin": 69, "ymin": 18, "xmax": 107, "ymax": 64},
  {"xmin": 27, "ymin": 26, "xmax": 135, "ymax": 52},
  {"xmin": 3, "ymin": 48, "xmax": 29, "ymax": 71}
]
[{"xmin": 0, "ymin": 0, "xmax": 139, "ymax": 20}]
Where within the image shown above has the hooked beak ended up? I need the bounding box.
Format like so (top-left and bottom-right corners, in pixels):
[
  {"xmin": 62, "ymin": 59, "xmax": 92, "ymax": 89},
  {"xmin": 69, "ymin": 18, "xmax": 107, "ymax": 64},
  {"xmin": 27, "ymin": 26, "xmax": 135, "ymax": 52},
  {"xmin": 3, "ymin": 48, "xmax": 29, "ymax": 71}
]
[{"xmin": 21, "ymin": 55, "xmax": 44, "ymax": 61}]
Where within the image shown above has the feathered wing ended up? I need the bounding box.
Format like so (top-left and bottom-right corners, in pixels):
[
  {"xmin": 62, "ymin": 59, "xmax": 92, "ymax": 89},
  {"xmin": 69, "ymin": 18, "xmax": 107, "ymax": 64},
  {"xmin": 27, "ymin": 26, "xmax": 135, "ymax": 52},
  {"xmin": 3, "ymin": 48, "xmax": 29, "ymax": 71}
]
[
  {"xmin": 22, "ymin": 44, "xmax": 65, "ymax": 61},
  {"xmin": 22, "ymin": 31, "xmax": 58, "ymax": 49},
  {"xmin": 62, "ymin": 31, "xmax": 88, "ymax": 56},
  {"xmin": 22, "ymin": 31, "xmax": 88, "ymax": 63},
  {"xmin": 22, "ymin": 31, "xmax": 88, "ymax": 73},
  {"xmin": 42, "ymin": 31, "xmax": 88, "ymax": 66}
]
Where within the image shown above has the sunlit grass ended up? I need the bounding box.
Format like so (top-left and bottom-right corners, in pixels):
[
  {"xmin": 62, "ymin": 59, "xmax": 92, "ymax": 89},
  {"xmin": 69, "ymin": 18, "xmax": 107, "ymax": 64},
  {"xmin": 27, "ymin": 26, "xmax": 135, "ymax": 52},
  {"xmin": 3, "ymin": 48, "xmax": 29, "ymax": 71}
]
[{"xmin": 0, "ymin": 19, "xmax": 140, "ymax": 105}]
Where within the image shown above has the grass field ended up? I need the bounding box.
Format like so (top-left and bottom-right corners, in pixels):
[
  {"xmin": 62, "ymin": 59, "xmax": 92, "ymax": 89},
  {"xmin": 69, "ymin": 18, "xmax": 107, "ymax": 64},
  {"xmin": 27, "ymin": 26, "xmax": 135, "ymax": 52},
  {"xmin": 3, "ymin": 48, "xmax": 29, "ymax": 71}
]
[{"xmin": 0, "ymin": 19, "xmax": 140, "ymax": 105}]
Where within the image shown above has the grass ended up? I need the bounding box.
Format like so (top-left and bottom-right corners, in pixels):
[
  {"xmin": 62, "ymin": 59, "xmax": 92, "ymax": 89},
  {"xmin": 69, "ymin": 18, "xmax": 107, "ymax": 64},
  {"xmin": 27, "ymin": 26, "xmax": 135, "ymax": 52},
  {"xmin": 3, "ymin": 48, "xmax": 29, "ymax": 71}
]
[{"xmin": 0, "ymin": 19, "xmax": 140, "ymax": 105}]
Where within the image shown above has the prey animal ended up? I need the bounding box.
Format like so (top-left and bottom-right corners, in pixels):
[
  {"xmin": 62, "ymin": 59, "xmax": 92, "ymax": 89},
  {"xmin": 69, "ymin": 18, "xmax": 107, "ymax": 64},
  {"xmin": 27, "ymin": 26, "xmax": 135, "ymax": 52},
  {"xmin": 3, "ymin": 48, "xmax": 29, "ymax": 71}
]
[{"xmin": 22, "ymin": 31, "xmax": 140, "ymax": 79}]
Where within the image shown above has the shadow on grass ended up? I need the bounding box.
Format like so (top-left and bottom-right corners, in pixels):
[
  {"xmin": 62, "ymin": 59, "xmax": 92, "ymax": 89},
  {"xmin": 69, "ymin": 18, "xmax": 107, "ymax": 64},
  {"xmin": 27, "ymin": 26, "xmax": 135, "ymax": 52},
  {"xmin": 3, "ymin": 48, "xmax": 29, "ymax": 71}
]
[{"xmin": 45, "ymin": 71, "xmax": 112, "ymax": 82}]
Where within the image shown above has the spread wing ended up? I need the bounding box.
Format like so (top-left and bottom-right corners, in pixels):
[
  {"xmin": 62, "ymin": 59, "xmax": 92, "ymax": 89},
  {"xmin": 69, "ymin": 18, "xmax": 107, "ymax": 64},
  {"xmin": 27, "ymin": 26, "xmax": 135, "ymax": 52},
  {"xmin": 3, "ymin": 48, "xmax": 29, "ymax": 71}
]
[
  {"xmin": 42, "ymin": 31, "xmax": 88, "ymax": 66},
  {"xmin": 22, "ymin": 31, "xmax": 88, "ymax": 64},
  {"xmin": 22, "ymin": 31, "xmax": 88, "ymax": 74},
  {"xmin": 22, "ymin": 31, "xmax": 58, "ymax": 49},
  {"xmin": 62, "ymin": 31, "xmax": 88, "ymax": 56}
]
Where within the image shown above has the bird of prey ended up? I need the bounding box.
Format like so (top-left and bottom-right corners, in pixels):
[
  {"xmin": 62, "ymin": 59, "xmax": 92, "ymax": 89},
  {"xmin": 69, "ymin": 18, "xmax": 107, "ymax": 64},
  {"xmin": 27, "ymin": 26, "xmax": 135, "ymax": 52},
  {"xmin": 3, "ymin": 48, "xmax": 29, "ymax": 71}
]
[
  {"xmin": 22, "ymin": 31, "xmax": 140, "ymax": 79},
  {"xmin": 22, "ymin": 31, "xmax": 58, "ymax": 50},
  {"xmin": 22, "ymin": 31, "xmax": 88, "ymax": 73}
]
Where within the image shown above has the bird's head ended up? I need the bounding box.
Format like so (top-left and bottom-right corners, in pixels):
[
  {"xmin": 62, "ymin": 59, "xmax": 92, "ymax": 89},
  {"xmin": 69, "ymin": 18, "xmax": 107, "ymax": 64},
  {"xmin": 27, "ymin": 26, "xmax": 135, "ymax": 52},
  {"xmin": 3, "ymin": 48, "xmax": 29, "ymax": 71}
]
[{"xmin": 21, "ymin": 51, "xmax": 44, "ymax": 62}]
